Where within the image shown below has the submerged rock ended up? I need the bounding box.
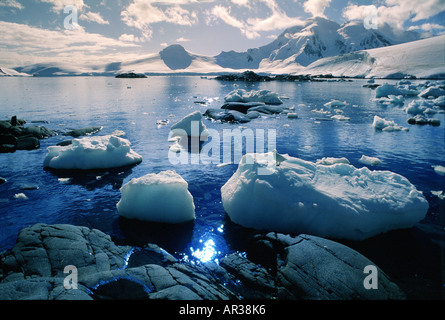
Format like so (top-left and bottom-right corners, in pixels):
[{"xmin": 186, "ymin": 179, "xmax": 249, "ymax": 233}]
[{"xmin": 62, "ymin": 126, "xmax": 103, "ymax": 138}]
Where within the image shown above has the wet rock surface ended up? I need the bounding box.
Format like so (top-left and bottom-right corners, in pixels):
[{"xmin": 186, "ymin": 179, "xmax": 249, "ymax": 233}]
[{"xmin": 0, "ymin": 224, "xmax": 405, "ymax": 300}]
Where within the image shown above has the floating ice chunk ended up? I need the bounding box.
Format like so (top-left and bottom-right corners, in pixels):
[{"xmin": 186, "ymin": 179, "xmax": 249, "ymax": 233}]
[
  {"xmin": 431, "ymin": 190, "xmax": 445, "ymax": 200},
  {"xmin": 359, "ymin": 155, "xmax": 382, "ymax": 166},
  {"xmin": 287, "ymin": 113, "xmax": 298, "ymax": 118},
  {"xmin": 324, "ymin": 100, "xmax": 347, "ymax": 108},
  {"xmin": 331, "ymin": 114, "xmax": 350, "ymax": 121},
  {"xmin": 170, "ymin": 111, "xmax": 209, "ymax": 139},
  {"xmin": 14, "ymin": 193, "xmax": 28, "ymax": 200},
  {"xmin": 224, "ymin": 89, "xmax": 283, "ymax": 105},
  {"xmin": 375, "ymin": 84, "xmax": 402, "ymax": 98},
  {"xmin": 374, "ymin": 95, "xmax": 404, "ymax": 105},
  {"xmin": 316, "ymin": 157, "xmax": 350, "ymax": 165},
  {"xmin": 404, "ymin": 99, "xmax": 434, "ymax": 115},
  {"xmin": 117, "ymin": 170, "xmax": 195, "ymax": 223},
  {"xmin": 221, "ymin": 151, "xmax": 428, "ymax": 240},
  {"xmin": 433, "ymin": 95, "xmax": 445, "ymax": 107},
  {"xmin": 372, "ymin": 115, "xmax": 408, "ymax": 132},
  {"xmin": 418, "ymin": 86, "xmax": 445, "ymax": 99},
  {"xmin": 43, "ymin": 135, "xmax": 143, "ymax": 170},
  {"xmin": 433, "ymin": 165, "xmax": 445, "ymax": 176}
]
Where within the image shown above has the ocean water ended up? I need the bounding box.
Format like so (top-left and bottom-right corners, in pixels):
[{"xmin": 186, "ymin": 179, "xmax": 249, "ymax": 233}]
[{"xmin": 0, "ymin": 76, "xmax": 444, "ymax": 296}]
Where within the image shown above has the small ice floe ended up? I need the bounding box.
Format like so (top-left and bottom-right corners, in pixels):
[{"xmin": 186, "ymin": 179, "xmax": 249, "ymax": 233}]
[
  {"xmin": 324, "ymin": 100, "xmax": 347, "ymax": 108},
  {"xmin": 311, "ymin": 108, "xmax": 331, "ymax": 115},
  {"xmin": 20, "ymin": 184, "xmax": 39, "ymax": 190},
  {"xmin": 224, "ymin": 89, "xmax": 283, "ymax": 105},
  {"xmin": 170, "ymin": 110, "xmax": 209, "ymax": 139},
  {"xmin": 111, "ymin": 130, "xmax": 126, "ymax": 137},
  {"xmin": 58, "ymin": 177, "xmax": 71, "ymax": 183},
  {"xmin": 331, "ymin": 114, "xmax": 350, "ymax": 121},
  {"xmin": 316, "ymin": 157, "xmax": 350, "ymax": 165},
  {"xmin": 431, "ymin": 190, "xmax": 445, "ymax": 200},
  {"xmin": 404, "ymin": 99, "xmax": 434, "ymax": 115},
  {"xmin": 116, "ymin": 170, "xmax": 195, "ymax": 223},
  {"xmin": 156, "ymin": 119, "xmax": 169, "ymax": 126},
  {"xmin": 432, "ymin": 165, "xmax": 445, "ymax": 176},
  {"xmin": 287, "ymin": 113, "xmax": 298, "ymax": 119},
  {"xmin": 372, "ymin": 115, "xmax": 408, "ymax": 132},
  {"xmin": 373, "ymin": 95, "xmax": 404, "ymax": 105},
  {"xmin": 43, "ymin": 135, "xmax": 143, "ymax": 170},
  {"xmin": 375, "ymin": 84, "xmax": 402, "ymax": 98},
  {"xmin": 216, "ymin": 162, "xmax": 232, "ymax": 168},
  {"xmin": 359, "ymin": 155, "xmax": 382, "ymax": 166},
  {"xmin": 14, "ymin": 193, "xmax": 27, "ymax": 200},
  {"xmin": 418, "ymin": 86, "xmax": 445, "ymax": 99}
]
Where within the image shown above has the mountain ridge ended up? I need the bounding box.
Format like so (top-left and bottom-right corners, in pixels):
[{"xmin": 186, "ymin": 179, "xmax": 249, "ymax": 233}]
[{"xmin": 3, "ymin": 17, "xmax": 443, "ymax": 79}]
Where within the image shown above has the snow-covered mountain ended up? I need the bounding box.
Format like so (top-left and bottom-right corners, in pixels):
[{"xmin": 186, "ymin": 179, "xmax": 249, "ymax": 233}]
[
  {"xmin": 304, "ymin": 35, "xmax": 445, "ymax": 79},
  {"xmin": 0, "ymin": 66, "xmax": 31, "ymax": 77},
  {"xmin": 216, "ymin": 17, "xmax": 420, "ymax": 70},
  {"xmin": 3, "ymin": 17, "xmax": 442, "ymax": 79}
]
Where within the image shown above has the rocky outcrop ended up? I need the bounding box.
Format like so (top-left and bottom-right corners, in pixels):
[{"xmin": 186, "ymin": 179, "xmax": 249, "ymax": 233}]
[
  {"xmin": 0, "ymin": 224, "xmax": 405, "ymax": 300},
  {"xmin": 0, "ymin": 116, "xmax": 55, "ymax": 153}
]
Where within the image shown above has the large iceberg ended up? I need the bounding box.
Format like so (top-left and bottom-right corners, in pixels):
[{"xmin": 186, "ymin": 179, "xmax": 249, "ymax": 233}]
[
  {"xmin": 221, "ymin": 151, "xmax": 428, "ymax": 241},
  {"xmin": 43, "ymin": 135, "xmax": 142, "ymax": 170},
  {"xmin": 117, "ymin": 170, "xmax": 195, "ymax": 223}
]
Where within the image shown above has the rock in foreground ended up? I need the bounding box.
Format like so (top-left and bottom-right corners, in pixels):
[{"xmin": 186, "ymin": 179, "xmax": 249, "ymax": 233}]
[{"xmin": 0, "ymin": 224, "xmax": 405, "ymax": 300}]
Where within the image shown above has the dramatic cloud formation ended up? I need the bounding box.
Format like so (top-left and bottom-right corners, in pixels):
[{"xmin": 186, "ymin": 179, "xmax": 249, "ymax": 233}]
[
  {"xmin": 0, "ymin": 21, "xmax": 139, "ymax": 66},
  {"xmin": 209, "ymin": 0, "xmax": 304, "ymax": 39},
  {"xmin": 342, "ymin": 0, "xmax": 445, "ymax": 30},
  {"xmin": 303, "ymin": 0, "xmax": 332, "ymax": 18},
  {"xmin": 120, "ymin": 0, "xmax": 199, "ymax": 41}
]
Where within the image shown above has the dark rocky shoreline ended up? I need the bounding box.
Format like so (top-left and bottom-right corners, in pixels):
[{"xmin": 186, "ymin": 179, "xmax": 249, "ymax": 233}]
[{"xmin": 0, "ymin": 223, "xmax": 405, "ymax": 300}]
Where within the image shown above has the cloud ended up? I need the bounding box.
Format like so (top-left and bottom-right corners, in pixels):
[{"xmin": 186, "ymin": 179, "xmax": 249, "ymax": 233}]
[
  {"xmin": 230, "ymin": 0, "xmax": 250, "ymax": 8},
  {"xmin": 79, "ymin": 11, "xmax": 109, "ymax": 25},
  {"xmin": 342, "ymin": 0, "xmax": 445, "ymax": 30},
  {"xmin": 210, "ymin": 0, "xmax": 304, "ymax": 39},
  {"xmin": 0, "ymin": 21, "xmax": 140, "ymax": 67},
  {"xmin": 176, "ymin": 37, "xmax": 191, "ymax": 42},
  {"xmin": 121, "ymin": 0, "xmax": 199, "ymax": 41},
  {"xmin": 303, "ymin": 0, "xmax": 331, "ymax": 18},
  {"xmin": 0, "ymin": 0, "xmax": 24, "ymax": 9},
  {"xmin": 39, "ymin": 0, "xmax": 87, "ymax": 12}
]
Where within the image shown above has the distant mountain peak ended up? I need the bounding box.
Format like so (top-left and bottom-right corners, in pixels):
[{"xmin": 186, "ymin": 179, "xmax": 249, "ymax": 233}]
[
  {"xmin": 159, "ymin": 44, "xmax": 193, "ymax": 70},
  {"xmin": 215, "ymin": 17, "xmax": 421, "ymax": 70}
]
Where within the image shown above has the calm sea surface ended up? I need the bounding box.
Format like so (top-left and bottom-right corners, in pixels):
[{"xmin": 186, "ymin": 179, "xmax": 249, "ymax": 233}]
[{"xmin": 1, "ymin": 76, "xmax": 444, "ymax": 295}]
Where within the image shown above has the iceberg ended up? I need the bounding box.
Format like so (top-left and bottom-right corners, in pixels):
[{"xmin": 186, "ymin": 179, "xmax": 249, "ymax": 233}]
[
  {"xmin": 224, "ymin": 89, "xmax": 283, "ymax": 105},
  {"xmin": 418, "ymin": 86, "xmax": 445, "ymax": 99},
  {"xmin": 372, "ymin": 115, "xmax": 408, "ymax": 132},
  {"xmin": 375, "ymin": 84, "xmax": 402, "ymax": 98},
  {"xmin": 170, "ymin": 111, "xmax": 209, "ymax": 139},
  {"xmin": 324, "ymin": 100, "xmax": 347, "ymax": 108},
  {"xmin": 116, "ymin": 170, "xmax": 195, "ymax": 223},
  {"xmin": 43, "ymin": 135, "xmax": 142, "ymax": 170},
  {"xmin": 221, "ymin": 151, "xmax": 428, "ymax": 241},
  {"xmin": 359, "ymin": 155, "xmax": 382, "ymax": 166}
]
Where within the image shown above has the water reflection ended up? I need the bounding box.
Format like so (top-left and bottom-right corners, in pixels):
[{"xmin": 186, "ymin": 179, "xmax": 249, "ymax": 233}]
[{"xmin": 190, "ymin": 238, "xmax": 219, "ymax": 263}]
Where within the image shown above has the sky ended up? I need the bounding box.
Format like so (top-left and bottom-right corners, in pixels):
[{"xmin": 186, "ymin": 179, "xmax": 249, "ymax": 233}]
[{"xmin": 0, "ymin": 0, "xmax": 444, "ymax": 68}]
